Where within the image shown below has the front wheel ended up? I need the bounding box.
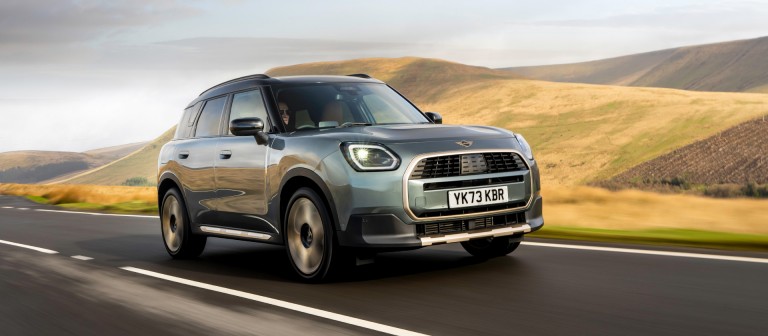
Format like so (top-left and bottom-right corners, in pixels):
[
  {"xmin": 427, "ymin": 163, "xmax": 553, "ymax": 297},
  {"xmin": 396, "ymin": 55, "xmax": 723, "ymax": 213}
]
[
  {"xmin": 161, "ymin": 188, "xmax": 206, "ymax": 258},
  {"xmin": 285, "ymin": 187, "xmax": 347, "ymax": 282},
  {"xmin": 461, "ymin": 236, "xmax": 520, "ymax": 258}
]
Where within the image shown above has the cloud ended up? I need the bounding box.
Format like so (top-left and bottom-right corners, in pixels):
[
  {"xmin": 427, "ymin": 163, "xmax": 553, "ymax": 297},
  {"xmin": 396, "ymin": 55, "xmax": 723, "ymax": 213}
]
[
  {"xmin": 524, "ymin": 2, "xmax": 768, "ymax": 31},
  {"xmin": 0, "ymin": 0, "xmax": 203, "ymax": 63}
]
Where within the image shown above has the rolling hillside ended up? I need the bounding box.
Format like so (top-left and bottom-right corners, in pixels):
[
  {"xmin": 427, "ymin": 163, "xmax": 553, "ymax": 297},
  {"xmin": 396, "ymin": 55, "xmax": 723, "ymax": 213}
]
[
  {"xmin": 84, "ymin": 141, "xmax": 147, "ymax": 160},
  {"xmin": 504, "ymin": 36, "xmax": 768, "ymax": 92},
  {"xmin": 269, "ymin": 57, "xmax": 768, "ymax": 185},
  {"xmin": 0, "ymin": 151, "xmax": 103, "ymax": 184},
  {"xmin": 59, "ymin": 127, "xmax": 175, "ymax": 186},
  {"xmin": 0, "ymin": 140, "xmax": 147, "ymax": 184},
  {"xmin": 268, "ymin": 57, "xmax": 520, "ymax": 102},
  {"xmin": 62, "ymin": 57, "xmax": 768, "ymax": 187}
]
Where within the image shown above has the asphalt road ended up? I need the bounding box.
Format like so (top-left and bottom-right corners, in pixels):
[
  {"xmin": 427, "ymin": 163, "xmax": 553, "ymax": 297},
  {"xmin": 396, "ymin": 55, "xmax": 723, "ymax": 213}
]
[{"xmin": 1, "ymin": 195, "xmax": 767, "ymax": 336}]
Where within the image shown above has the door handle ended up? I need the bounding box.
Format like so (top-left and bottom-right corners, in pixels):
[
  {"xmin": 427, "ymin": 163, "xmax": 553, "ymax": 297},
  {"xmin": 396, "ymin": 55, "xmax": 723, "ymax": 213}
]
[
  {"xmin": 178, "ymin": 151, "xmax": 190, "ymax": 159},
  {"xmin": 219, "ymin": 150, "xmax": 232, "ymax": 159}
]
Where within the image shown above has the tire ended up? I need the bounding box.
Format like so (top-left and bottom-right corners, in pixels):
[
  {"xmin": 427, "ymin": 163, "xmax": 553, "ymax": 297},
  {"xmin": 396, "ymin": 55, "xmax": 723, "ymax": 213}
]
[
  {"xmin": 160, "ymin": 188, "xmax": 207, "ymax": 259},
  {"xmin": 284, "ymin": 187, "xmax": 347, "ymax": 282},
  {"xmin": 461, "ymin": 236, "xmax": 520, "ymax": 259}
]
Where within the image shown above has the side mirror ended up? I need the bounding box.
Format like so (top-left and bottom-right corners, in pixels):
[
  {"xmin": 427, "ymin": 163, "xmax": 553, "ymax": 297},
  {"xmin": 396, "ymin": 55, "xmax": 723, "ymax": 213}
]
[
  {"xmin": 425, "ymin": 112, "xmax": 442, "ymax": 124},
  {"xmin": 230, "ymin": 117, "xmax": 268, "ymax": 145}
]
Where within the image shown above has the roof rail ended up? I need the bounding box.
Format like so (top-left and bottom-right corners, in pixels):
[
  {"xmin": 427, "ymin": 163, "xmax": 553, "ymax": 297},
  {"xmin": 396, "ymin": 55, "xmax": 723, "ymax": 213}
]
[
  {"xmin": 346, "ymin": 73, "xmax": 372, "ymax": 79},
  {"xmin": 199, "ymin": 74, "xmax": 271, "ymax": 96}
]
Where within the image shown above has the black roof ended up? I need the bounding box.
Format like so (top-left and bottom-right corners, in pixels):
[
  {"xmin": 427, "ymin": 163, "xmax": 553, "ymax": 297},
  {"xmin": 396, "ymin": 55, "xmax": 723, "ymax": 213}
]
[{"xmin": 192, "ymin": 74, "xmax": 383, "ymax": 106}]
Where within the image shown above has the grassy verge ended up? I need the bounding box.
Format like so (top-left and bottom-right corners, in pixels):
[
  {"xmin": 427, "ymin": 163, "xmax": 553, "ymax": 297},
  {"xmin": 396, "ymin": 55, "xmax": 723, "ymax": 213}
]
[
  {"xmin": 530, "ymin": 226, "xmax": 768, "ymax": 252},
  {"xmin": 57, "ymin": 201, "xmax": 157, "ymax": 214},
  {"xmin": 24, "ymin": 195, "xmax": 157, "ymax": 214},
  {"xmin": 1, "ymin": 183, "xmax": 155, "ymax": 204}
]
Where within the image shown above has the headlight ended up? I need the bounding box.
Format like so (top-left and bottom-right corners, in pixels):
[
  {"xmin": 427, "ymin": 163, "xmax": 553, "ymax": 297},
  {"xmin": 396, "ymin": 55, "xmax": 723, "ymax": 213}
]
[
  {"xmin": 341, "ymin": 143, "xmax": 400, "ymax": 171},
  {"xmin": 514, "ymin": 134, "xmax": 534, "ymax": 160}
]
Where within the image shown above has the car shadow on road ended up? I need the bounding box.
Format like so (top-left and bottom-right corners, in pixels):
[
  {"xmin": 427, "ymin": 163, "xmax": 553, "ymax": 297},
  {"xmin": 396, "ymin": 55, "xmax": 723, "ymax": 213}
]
[{"xmin": 77, "ymin": 235, "xmax": 529, "ymax": 283}]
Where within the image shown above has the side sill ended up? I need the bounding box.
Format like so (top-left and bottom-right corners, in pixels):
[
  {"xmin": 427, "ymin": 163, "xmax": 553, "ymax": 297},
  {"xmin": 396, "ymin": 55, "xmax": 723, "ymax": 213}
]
[{"xmin": 200, "ymin": 225, "xmax": 272, "ymax": 241}]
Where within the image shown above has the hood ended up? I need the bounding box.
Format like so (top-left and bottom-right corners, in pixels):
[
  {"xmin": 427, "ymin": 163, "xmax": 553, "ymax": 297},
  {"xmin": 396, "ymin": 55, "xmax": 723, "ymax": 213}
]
[{"xmin": 288, "ymin": 124, "xmax": 515, "ymax": 144}]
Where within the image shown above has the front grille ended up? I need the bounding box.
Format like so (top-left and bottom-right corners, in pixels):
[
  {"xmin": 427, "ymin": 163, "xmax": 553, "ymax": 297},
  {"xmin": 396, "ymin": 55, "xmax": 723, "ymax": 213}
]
[
  {"xmin": 483, "ymin": 152, "xmax": 527, "ymax": 174},
  {"xmin": 423, "ymin": 175, "xmax": 523, "ymax": 191},
  {"xmin": 416, "ymin": 212, "xmax": 527, "ymax": 237},
  {"xmin": 410, "ymin": 152, "xmax": 527, "ymax": 179},
  {"xmin": 418, "ymin": 201, "xmax": 526, "ymax": 218},
  {"xmin": 411, "ymin": 155, "xmax": 461, "ymax": 179}
]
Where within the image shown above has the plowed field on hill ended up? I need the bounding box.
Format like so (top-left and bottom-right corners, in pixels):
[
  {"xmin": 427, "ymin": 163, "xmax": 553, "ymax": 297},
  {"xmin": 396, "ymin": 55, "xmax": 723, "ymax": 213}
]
[{"xmin": 610, "ymin": 116, "xmax": 768, "ymax": 185}]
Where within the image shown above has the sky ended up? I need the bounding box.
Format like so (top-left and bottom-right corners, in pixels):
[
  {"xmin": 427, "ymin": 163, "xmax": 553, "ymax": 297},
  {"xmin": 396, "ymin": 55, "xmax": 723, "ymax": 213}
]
[{"xmin": 1, "ymin": 0, "xmax": 768, "ymax": 153}]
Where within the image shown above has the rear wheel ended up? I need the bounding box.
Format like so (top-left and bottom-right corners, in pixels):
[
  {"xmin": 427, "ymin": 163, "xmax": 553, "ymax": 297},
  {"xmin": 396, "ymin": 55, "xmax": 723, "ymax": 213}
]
[
  {"xmin": 461, "ymin": 236, "xmax": 520, "ymax": 258},
  {"xmin": 285, "ymin": 187, "xmax": 346, "ymax": 282},
  {"xmin": 161, "ymin": 188, "xmax": 206, "ymax": 258}
]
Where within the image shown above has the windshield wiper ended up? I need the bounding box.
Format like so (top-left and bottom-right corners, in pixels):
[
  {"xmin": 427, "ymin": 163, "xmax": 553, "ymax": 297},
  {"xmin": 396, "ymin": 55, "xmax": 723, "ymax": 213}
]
[{"xmin": 338, "ymin": 122, "xmax": 373, "ymax": 128}]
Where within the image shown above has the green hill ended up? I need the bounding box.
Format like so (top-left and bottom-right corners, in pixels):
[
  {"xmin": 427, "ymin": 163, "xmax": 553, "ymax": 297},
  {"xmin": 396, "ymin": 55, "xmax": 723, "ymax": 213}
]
[
  {"xmin": 504, "ymin": 36, "xmax": 768, "ymax": 92},
  {"xmin": 0, "ymin": 140, "xmax": 147, "ymax": 184},
  {"xmin": 0, "ymin": 151, "xmax": 100, "ymax": 184},
  {"xmin": 60, "ymin": 127, "xmax": 175, "ymax": 186}
]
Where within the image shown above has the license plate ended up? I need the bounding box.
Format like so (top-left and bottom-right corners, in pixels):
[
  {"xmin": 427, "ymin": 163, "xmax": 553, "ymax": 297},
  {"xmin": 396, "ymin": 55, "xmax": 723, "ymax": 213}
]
[{"xmin": 448, "ymin": 186, "xmax": 508, "ymax": 209}]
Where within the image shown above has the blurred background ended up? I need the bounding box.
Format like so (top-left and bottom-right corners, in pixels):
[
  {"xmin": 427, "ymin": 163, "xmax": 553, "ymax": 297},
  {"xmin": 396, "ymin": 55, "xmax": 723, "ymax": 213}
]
[{"xmin": 1, "ymin": 0, "xmax": 767, "ymax": 248}]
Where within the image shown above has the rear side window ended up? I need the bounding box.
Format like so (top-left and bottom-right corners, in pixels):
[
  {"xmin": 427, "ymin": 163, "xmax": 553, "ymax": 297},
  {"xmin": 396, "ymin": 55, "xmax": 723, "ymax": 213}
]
[
  {"xmin": 174, "ymin": 101, "xmax": 202, "ymax": 139},
  {"xmin": 228, "ymin": 90, "xmax": 269, "ymax": 135},
  {"xmin": 194, "ymin": 97, "xmax": 227, "ymax": 137}
]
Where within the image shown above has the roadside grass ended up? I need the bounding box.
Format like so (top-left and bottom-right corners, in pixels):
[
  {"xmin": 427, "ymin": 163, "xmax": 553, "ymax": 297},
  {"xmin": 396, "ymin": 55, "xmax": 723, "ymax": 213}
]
[
  {"xmin": 542, "ymin": 186, "xmax": 768, "ymax": 236},
  {"xmin": 25, "ymin": 195, "xmax": 50, "ymax": 204},
  {"xmin": 55, "ymin": 201, "xmax": 157, "ymax": 214},
  {"xmin": 2, "ymin": 183, "xmax": 156, "ymax": 214},
  {"xmin": 531, "ymin": 227, "xmax": 768, "ymax": 252}
]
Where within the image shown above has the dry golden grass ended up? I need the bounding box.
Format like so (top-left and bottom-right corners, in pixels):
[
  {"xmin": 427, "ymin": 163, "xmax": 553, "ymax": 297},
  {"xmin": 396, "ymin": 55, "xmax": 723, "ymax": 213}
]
[
  {"xmin": 3, "ymin": 183, "xmax": 764, "ymax": 236},
  {"xmin": 543, "ymin": 185, "xmax": 768, "ymax": 235},
  {"xmin": 0, "ymin": 183, "xmax": 155, "ymax": 205},
  {"xmin": 428, "ymin": 80, "xmax": 768, "ymax": 186}
]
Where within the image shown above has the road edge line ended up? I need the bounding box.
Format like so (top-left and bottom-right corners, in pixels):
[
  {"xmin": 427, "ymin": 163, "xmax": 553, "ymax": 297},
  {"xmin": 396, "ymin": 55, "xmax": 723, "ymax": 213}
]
[{"xmin": 522, "ymin": 241, "xmax": 768, "ymax": 264}]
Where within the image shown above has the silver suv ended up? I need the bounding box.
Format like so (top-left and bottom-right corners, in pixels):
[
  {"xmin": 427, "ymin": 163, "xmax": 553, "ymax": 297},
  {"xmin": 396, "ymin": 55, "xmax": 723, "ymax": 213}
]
[{"xmin": 158, "ymin": 74, "xmax": 543, "ymax": 281}]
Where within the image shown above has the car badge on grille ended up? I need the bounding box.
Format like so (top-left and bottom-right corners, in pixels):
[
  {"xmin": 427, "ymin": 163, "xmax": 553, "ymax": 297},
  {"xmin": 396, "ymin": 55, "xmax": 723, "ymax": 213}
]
[{"xmin": 456, "ymin": 140, "xmax": 473, "ymax": 148}]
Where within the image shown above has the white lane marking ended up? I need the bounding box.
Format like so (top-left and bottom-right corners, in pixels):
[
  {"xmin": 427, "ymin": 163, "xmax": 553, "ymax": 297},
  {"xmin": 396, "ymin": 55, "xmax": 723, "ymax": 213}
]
[
  {"xmin": 1, "ymin": 206, "xmax": 13, "ymax": 209},
  {"xmin": 0, "ymin": 239, "xmax": 58, "ymax": 254},
  {"xmin": 522, "ymin": 242, "xmax": 768, "ymax": 264},
  {"xmin": 71, "ymin": 255, "xmax": 94, "ymax": 261},
  {"xmin": 34, "ymin": 209, "xmax": 158, "ymax": 219},
  {"xmin": 17, "ymin": 208, "xmax": 29, "ymax": 210},
  {"xmin": 120, "ymin": 267, "xmax": 428, "ymax": 336}
]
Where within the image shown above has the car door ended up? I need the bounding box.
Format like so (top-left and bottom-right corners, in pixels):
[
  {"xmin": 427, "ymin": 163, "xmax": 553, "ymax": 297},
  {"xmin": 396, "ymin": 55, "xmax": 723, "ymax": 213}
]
[
  {"xmin": 213, "ymin": 88, "xmax": 276, "ymax": 234},
  {"xmin": 177, "ymin": 95, "xmax": 227, "ymax": 226}
]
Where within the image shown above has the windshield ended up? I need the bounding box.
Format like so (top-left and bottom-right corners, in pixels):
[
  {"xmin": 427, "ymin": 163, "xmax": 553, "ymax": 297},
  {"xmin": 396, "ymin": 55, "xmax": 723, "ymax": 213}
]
[{"xmin": 275, "ymin": 83, "xmax": 429, "ymax": 131}]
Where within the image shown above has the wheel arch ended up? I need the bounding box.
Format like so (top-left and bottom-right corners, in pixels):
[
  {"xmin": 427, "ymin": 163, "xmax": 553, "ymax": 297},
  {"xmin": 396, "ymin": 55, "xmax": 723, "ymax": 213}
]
[
  {"xmin": 279, "ymin": 168, "xmax": 340, "ymax": 232},
  {"xmin": 157, "ymin": 172, "xmax": 183, "ymax": 215}
]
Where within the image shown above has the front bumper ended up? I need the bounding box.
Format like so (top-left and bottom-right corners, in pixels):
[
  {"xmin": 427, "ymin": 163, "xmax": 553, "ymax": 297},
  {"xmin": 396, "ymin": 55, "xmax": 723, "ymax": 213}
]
[{"xmin": 337, "ymin": 195, "xmax": 544, "ymax": 249}]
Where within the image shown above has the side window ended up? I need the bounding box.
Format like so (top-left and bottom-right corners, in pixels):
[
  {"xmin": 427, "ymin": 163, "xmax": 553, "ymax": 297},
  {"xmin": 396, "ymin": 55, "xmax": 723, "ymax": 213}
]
[
  {"xmin": 194, "ymin": 97, "xmax": 227, "ymax": 138},
  {"xmin": 174, "ymin": 101, "xmax": 202, "ymax": 139},
  {"xmin": 228, "ymin": 90, "xmax": 269, "ymax": 135}
]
